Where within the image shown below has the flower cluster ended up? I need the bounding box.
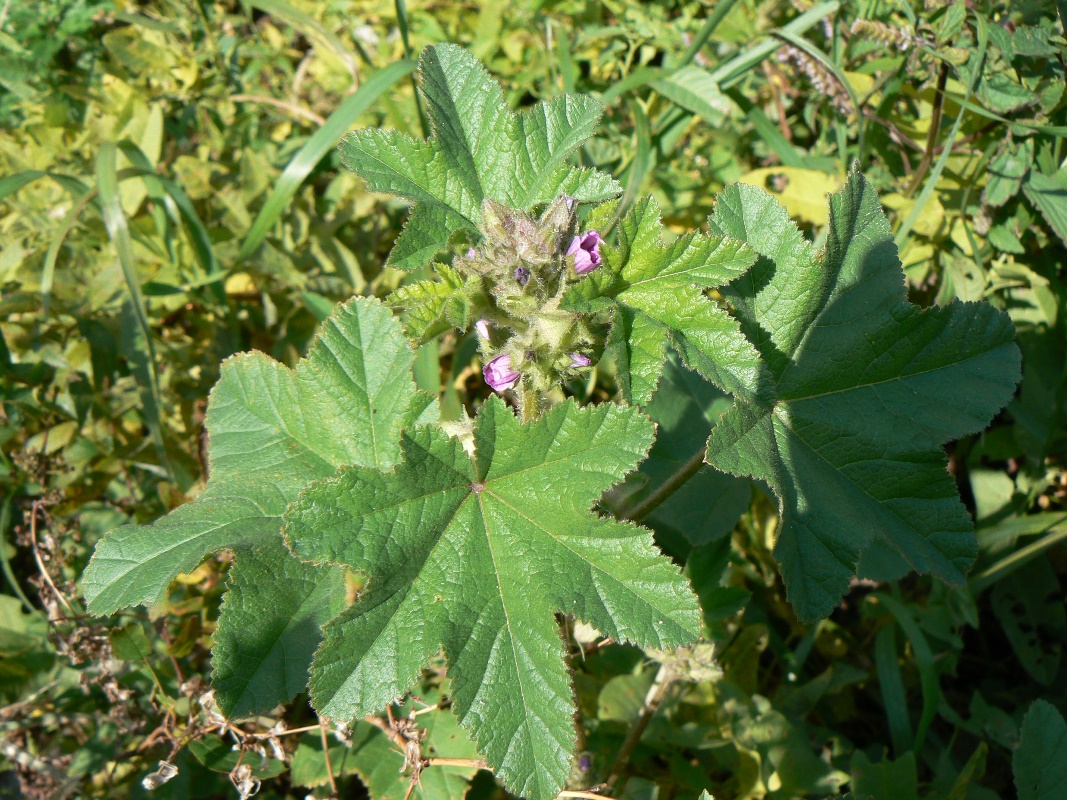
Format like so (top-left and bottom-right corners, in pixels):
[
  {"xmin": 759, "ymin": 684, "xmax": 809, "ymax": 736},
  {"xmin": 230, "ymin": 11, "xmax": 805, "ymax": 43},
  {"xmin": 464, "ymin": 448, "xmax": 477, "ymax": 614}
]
[{"xmin": 447, "ymin": 194, "xmax": 604, "ymax": 414}]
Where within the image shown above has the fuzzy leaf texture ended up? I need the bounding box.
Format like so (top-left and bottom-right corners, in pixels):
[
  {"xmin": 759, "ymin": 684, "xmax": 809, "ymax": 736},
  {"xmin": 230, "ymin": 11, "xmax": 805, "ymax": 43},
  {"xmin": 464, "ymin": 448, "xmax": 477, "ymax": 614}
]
[
  {"xmin": 284, "ymin": 396, "xmax": 700, "ymax": 800},
  {"xmin": 82, "ymin": 298, "xmax": 436, "ymax": 716},
  {"xmin": 561, "ymin": 196, "xmax": 768, "ymax": 406},
  {"xmin": 387, "ymin": 262, "xmax": 482, "ymax": 343},
  {"xmin": 706, "ymin": 171, "xmax": 1022, "ymax": 622},
  {"xmin": 339, "ymin": 43, "xmax": 621, "ymax": 270}
]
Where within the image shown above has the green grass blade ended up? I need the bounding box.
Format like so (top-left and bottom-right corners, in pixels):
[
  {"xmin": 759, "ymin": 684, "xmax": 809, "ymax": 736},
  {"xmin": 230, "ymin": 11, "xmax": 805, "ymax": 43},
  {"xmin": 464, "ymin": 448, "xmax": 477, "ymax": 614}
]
[
  {"xmin": 936, "ymin": 88, "xmax": 1067, "ymax": 137},
  {"xmin": 875, "ymin": 622, "xmax": 913, "ymax": 756},
  {"xmin": 242, "ymin": 0, "xmax": 361, "ymax": 83},
  {"xmin": 1, "ymin": 170, "xmax": 94, "ymax": 207},
  {"xmin": 117, "ymin": 140, "xmax": 224, "ymax": 298},
  {"xmin": 393, "ymin": 0, "xmax": 429, "ymax": 137},
  {"xmin": 600, "ymin": 66, "xmax": 667, "ymax": 105},
  {"xmin": 0, "ymin": 170, "xmax": 48, "ymax": 200},
  {"xmin": 41, "ymin": 188, "xmax": 97, "ymax": 319},
  {"xmin": 876, "ymin": 593, "xmax": 941, "ymax": 754},
  {"xmin": 0, "ymin": 494, "xmax": 36, "ymax": 614},
  {"xmin": 770, "ymin": 29, "xmax": 862, "ymax": 164},
  {"xmin": 554, "ymin": 24, "xmax": 577, "ymax": 94},
  {"xmin": 707, "ymin": 1, "xmax": 840, "ymax": 88},
  {"xmin": 724, "ymin": 88, "xmax": 807, "ymax": 168},
  {"xmin": 675, "ymin": 0, "xmax": 742, "ymax": 68},
  {"xmin": 608, "ymin": 98, "xmax": 652, "ymax": 233},
  {"xmin": 96, "ymin": 142, "xmax": 172, "ymax": 479},
  {"xmin": 970, "ymin": 523, "xmax": 1067, "ymax": 594},
  {"xmin": 394, "ymin": 0, "xmax": 414, "ymax": 57},
  {"xmin": 236, "ymin": 59, "xmax": 417, "ymax": 263},
  {"xmin": 153, "ymin": 175, "xmax": 222, "ymax": 280},
  {"xmin": 601, "ymin": 0, "xmax": 817, "ymax": 106}
]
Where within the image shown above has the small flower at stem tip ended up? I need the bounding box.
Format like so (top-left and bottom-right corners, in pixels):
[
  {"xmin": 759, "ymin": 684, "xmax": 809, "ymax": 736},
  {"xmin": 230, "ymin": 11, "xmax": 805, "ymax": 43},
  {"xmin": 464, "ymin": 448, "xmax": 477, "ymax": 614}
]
[
  {"xmin": 475, "ymin": 319, "xmax": 490, "ymax": 339},
  {"xmin": 567, "ymin": 230, "xmax": 602, "ymax": 274},
  {"xmin": 483, "ymin": 354, "xmax": 521, "ymax": 392},
  {"xmin": 569, "ymin": 353, "xmax": 592, "ymax": 368}
]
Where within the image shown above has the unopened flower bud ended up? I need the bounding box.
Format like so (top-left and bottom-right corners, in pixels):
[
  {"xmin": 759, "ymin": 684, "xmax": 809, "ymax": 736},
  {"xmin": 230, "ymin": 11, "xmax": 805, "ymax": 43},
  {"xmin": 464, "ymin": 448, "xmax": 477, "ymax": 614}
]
[
  {"xmin": 514, "ymin": 266, "xmax": 530, "ymax": 286},
  {"xmin": 539, "ymin": 194, "xmax": 578, "ymax": 240},
  {"xmin": 569, "ymin": 353, "xmax": 592, "ymax": 367},
  {"xmin": 567, "ymin": 230, "xmax": 602, "ymax": 274},
  {"xmin": 483, "ymin": 354, "xmax": 521, "ymax": 392},
  {"xmin": 475, "ymin": 319, "xmax": 491, "ymax": 339}
]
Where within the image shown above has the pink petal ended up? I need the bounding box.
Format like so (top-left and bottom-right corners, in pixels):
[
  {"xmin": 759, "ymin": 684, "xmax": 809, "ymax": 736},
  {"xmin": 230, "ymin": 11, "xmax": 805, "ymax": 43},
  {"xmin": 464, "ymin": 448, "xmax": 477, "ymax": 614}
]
[
  {"xmin": 573, "ymin": 250, "xmax": 597, "ymax": 274},
  {"xmin": 483, "ymin": 354, "xmax": 520, "ymax": 392}
]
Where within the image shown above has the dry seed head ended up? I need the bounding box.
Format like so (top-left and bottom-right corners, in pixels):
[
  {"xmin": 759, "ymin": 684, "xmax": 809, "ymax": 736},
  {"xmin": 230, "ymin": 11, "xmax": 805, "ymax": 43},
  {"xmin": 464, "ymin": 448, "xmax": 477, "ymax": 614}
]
[
  {"xmin": 776, "ymin": 45, "xmax": 852, "ymax": 116},
  {"xmin": 851, "ymin": 19, "xmax": 922, "ymax": 51}
]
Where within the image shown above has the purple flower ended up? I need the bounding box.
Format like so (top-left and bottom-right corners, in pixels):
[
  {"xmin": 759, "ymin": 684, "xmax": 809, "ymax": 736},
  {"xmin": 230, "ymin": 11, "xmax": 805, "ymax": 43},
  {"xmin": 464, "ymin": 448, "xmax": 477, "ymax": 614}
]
[
  {"xmin": 483, "ymin": 354, "xmax": 520, "ymax": 392},
  {"xmin": 567, "ymin": 230, "xmax": 602, "ymax": 274},
  {"xmin": 475, "ymin": 319, "xmax": 490, "ymax": 339},
  {"xmin": 569, "ymin": 352, "xmax": 592, "ymax": 368},
  {"xmin": 467, "ymin": 247, "xmax": 476, "ymax": 258},
  {"xmin": 514, "ymin": 266, "xmax": 530, "ymax": 286}
]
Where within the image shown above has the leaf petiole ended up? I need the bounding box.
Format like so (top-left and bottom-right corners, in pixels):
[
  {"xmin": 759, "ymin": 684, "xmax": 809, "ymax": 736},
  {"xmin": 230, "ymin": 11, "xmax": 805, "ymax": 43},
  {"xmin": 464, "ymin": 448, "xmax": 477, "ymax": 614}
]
[{"xmin": 622, "ymin": 446, "xmax": 707, "ymax": 522}]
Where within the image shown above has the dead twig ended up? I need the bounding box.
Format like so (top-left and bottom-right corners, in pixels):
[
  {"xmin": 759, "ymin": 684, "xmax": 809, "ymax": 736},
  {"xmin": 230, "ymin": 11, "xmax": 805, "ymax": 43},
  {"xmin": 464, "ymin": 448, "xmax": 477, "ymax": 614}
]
[
  {"xmin": 28, "ymin": 500, "xmax": 75, "ymax": 616},
  {"xmin": 230, "ymin": 94, "xmax": 327, "ymax": 126}
]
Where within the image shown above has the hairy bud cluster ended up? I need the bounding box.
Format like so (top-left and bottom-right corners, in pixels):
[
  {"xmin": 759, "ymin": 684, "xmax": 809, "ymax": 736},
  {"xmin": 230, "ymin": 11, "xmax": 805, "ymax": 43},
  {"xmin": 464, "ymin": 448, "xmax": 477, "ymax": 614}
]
[
  {"xmin": 455, "ymin": 194, "xmax": 604, "ymax": 414},
  {"xmin": 646, "ymin": 641, "xmax": 723, "ymax": 683}
]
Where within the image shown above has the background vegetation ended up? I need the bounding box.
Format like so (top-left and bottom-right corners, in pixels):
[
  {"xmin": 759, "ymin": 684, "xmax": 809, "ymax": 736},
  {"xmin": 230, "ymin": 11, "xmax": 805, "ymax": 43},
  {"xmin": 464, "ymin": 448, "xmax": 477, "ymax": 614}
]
[{"xmin": 0, "ymin": 0, "xmax": 1065, "ymax": 798}]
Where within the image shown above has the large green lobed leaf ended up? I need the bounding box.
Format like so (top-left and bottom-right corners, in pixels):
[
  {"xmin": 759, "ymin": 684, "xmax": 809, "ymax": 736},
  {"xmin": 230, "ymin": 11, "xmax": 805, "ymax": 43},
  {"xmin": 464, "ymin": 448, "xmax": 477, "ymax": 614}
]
[
  {"xmin": 284, "ymin": 396, "xmax": 700, "ymax": 800},
  {"xmin": 706, "ymin": 171, "xmax": 1022, "ymax": 622},
  {"xmin": 339, "ymin": 43, "xmax": 621, "ymax": 270},
  {"xmin": 82, "ymin": 297, "xmax": 434, "ymax": 715}
]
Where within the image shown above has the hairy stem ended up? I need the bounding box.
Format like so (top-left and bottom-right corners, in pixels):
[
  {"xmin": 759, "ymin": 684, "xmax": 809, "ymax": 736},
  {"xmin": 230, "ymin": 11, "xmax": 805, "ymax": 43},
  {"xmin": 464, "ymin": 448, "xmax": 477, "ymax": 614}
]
[
  {"xmin": 518, "ymin": 383, "xmax": 545, "ymax": 423},
  {"xmin": 623, "ymin": 446, "xmax": 707, "ymax": 522}
]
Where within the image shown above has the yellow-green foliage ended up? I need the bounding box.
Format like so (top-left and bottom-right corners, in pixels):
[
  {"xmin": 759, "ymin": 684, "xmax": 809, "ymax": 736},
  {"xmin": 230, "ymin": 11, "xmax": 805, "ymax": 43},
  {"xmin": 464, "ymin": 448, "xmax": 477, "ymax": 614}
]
[{"xmin": 0, "ymin": 1, "xmax": 1065, "ymax": 799}]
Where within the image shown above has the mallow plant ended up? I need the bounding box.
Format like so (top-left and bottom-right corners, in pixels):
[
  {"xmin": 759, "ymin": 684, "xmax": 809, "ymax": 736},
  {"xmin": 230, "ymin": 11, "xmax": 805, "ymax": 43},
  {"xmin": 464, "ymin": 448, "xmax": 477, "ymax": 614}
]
[{"xmin": 82, "ymin": 43, "xmax": 1023, "ymax": 799}]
